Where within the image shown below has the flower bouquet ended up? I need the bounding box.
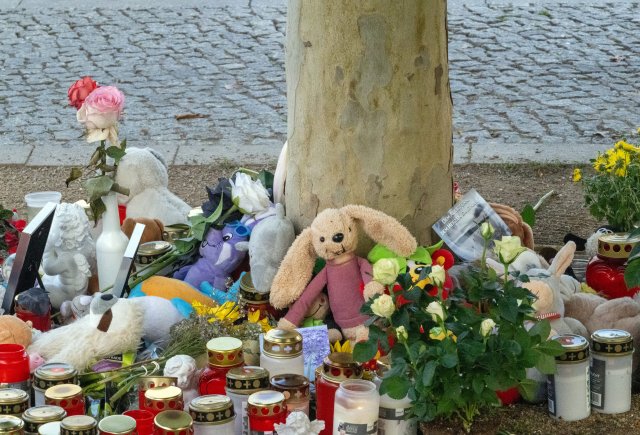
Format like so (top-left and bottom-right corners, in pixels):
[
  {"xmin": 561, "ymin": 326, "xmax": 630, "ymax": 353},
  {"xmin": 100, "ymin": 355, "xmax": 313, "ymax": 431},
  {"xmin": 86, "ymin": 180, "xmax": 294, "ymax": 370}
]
[{"xmin": 353, "ymin": 227, "xmax": 564, "ymax": 432}]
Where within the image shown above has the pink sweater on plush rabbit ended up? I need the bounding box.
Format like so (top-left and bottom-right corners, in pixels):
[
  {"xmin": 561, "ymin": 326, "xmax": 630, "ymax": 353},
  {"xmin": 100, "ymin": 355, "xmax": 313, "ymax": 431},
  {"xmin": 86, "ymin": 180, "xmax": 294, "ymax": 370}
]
[{"xmin": 270, "ymin": 205, "xmax": 417, "ymax": 342}]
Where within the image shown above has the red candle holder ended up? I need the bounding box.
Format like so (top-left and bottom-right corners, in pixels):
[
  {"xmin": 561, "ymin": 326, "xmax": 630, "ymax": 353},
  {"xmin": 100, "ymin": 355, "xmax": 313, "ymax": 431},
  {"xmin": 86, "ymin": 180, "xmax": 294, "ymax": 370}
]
[
  {"xmin": 0, "ymin": 344, "xmax": 30, "ymax": 389},
  {"xmin": 15, "ymin": 304, "xmax": 51, "ymax": 332},
  {"xmin": 124, "ymin": 409, "xmax": 154, "ymax": 435}
]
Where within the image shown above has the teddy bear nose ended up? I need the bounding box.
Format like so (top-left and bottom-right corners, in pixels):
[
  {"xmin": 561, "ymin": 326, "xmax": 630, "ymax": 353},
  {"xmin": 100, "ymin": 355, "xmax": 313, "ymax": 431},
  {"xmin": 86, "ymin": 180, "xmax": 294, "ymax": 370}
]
[
  {"xmin": 101, "ymin": 294, "xmax": 114, "ymax": 301},
  {"xmin": 332, "ymin": 233, "xmax": 344, "ymax": 243}
]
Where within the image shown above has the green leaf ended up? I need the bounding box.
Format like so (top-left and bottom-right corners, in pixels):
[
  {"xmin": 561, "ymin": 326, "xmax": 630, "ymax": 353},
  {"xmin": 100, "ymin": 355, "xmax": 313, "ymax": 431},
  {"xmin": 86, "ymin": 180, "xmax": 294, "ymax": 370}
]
[
  {"xmin": 422, "ymin": 360, "xmax": 437, "ymax": 386},
  {"xmin": 82, "ymin": 175, "xmax": 114, "ymax": 203},
  {"xmin": 528, "ymin": 319, "xmax": 551, "ymax": 341},
  {"xmin": 89, "ymin": 198, "xmax": 106, "ymax": 225},
  {"xmin": 536, "ymin": 339, "xmax": 565, "ymax": 356},
  {"xmin": 535, "ymin": 351, "xmax": 557, "ymax": 375},
  {"xmin": 472, "ymin": 377, "xmax": 484, "ymax": 394},
  {"xmin": 518, "ymin": 378, "xmax": 539, "ymax": 402},
  {"xmin": 625, "ymin": 257, "xmax": 640, "ymax": 288},
  {"xmin": 353, "ymin": 340, "xmax": 378, "ymax": 363},
  {"xmin": 498, "ymin": 298, "xmax": 518, "ymax": 323},
  {"xmin": 380, "ymin": 375, "xmax": 411, "ymax": 400},
  {"xmin": 257, "ymin": 169, "xmax": 275, "ymax": 190},
  {"xmin": 0, "ymin": 209, "xmax": 13, "ymax": 220},
  {"xmin": 204, "ymin": 195, "xmax": 225, "ymax": 224},
  {"xmin": 521, "ymin": 204, "xmax": 536, "ymax": 227},
  {"xmin": 66, "ymin": 167, "xmax": 83, "ymax": 187},
  {"xmin": 106, "ymin": 146, "xmax": 126, "ymax": 162},
  {"xmin": 174, "ymin": 237, "xmax": 198, "ymax": 255},
  {"xmin": 441, "ymin": 352, "xmax": 458, "ymax": 368},
  {"xmin": 120, "ymin": 138, "xmax": 127, "ymax": 150}
]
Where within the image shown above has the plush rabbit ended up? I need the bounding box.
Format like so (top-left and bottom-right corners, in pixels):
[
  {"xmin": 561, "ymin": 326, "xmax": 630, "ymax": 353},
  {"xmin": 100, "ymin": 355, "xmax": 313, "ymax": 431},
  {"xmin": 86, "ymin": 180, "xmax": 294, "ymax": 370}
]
[{"xmin": 270, "ymin": 205, "xmax": 417, "ymax": 342}]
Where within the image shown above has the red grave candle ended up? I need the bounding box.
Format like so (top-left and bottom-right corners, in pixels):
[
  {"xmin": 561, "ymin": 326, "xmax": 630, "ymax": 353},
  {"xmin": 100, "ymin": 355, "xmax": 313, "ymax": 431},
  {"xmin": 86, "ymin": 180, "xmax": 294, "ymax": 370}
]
[
  {"xmin": 137, "ymin": 376, "xmax": 177, "ymax": 410},
  {"xmin": 198, "ymin": 337, "xmax": 244, "ymax": 395},
  {"xmin": 247, "ymin": 391, "xmax": 286, "ymax": 434},
  {"xmin": 0, "ymin": 344, "xmax": 30, "ymax": 391},
  {"xmin": 44, "ymin": 384, "xmax": 85, "ymax": 416},
  {"xmin": 586, "ymin": 233, "xmax": 640, "ymax": 299}
]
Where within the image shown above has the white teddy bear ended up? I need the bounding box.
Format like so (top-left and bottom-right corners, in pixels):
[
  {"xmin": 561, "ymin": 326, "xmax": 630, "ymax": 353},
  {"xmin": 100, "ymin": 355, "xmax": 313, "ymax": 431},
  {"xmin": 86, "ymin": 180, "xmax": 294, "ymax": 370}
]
[{"xmin": 115, "ymin": 147, "xmax": 191, "ymax": 225}]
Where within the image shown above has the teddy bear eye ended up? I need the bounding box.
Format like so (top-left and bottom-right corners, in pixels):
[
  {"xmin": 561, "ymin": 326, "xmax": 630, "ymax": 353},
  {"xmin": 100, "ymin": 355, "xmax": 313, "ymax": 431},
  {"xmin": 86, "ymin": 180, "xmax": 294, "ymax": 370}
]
[{"xmin": 320, "ymin": 237, "xmax": 325, "ymax": 242}]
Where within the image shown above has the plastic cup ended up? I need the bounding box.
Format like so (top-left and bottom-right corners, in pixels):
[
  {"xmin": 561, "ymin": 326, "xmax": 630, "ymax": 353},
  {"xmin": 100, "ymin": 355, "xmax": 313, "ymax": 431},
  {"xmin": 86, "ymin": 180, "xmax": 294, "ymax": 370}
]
[
  {"xmin": 25, "ymin": 191, "xmax": 62, "ymax": 222},
  {"xmin": 123, "ymin": 409, "xmax": 154, "ymax": 435}
]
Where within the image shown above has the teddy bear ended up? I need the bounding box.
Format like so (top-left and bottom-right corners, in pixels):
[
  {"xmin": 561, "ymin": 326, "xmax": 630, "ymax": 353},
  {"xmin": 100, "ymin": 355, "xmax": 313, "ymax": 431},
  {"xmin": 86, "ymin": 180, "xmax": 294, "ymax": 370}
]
[
  {"xmin": 0, "ymin": 315, "xmax": 33, "ymax": 347},
  {"xmin": 270, "ymin": 205, "xmax": 417, "ymax": 342},
  {"xmin": 115, "ymin": 147, "xmax": 191, "ymax": 226},
  {"xmin": 489, "ymin": 202, "xmax": 534, "ymax": 249},
  {"xmin": 121, "ymin": 217, "xmax": 165, "ymax": 245},
  {"xmin": 236, "ymin": 203, "xmax": 295, "ymax": 294},
  {"xmin": 564, "ymin": 292, "xmax": 640, "ymax": 371}
]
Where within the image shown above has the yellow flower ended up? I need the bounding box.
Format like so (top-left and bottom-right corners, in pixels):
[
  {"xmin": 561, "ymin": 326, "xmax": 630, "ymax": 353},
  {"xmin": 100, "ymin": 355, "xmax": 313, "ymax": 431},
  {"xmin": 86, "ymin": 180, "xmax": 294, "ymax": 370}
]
[
  {"xmin": 247, "ymin": 309, "xmax": 272, "ymax": 333},
  {"xmin": 331, "ymin": 340, "xmax": 352, "ymax": 353},
  {"xmin": 429, "ymin": 326, "xmax": 457, "ymax": 342},
  {"xmin": 572, "ymin": 168, "xmax": 582, "ymax": 182},
  {"xmin": 192, "ymin": 301, "xmax": 240, "ymax": 323}
]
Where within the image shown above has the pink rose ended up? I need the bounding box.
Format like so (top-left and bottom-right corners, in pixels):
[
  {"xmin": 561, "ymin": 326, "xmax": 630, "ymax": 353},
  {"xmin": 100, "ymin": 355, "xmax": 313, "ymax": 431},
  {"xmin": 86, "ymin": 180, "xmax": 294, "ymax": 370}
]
[
  {"xmin": 77, "ymin": 86, "xmax": 125, "ymax": 144},
  {"xmin": 68, "ymin": 76, "xmax": 98, "ymax": 110}
]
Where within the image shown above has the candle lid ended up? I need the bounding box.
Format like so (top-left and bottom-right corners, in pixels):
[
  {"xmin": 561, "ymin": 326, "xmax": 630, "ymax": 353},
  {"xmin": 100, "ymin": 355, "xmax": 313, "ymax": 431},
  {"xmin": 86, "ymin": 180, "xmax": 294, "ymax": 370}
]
[
  {"xmin": 321, "ymin": 352, "xmax": 363, "ymax": 382},
  {"xmin": 247, "ymin": 391, "xmax": 286, "ymax": 417},
  {"xmin": 60, "ymin": 415, "xmax": 97, "ymax": 431},
  {"xmin": 162, "ymin": 224, "xmax": 190, "ymax": 243},
  {"xmin": 269, "ymin": 374, "xmax": 310, "ymax": 402},
  {"xmin": 239, "ymin": 273, "xmax": 270, "ymax": 302},
  {"xmin": 226, "ymin": 366, "xmax": 270, "ymax": 392},
  {"xmin": 592, "ymin": 329, "xmax": 634, "ymax": 356},
  {"xmin": 0, "ymin": 416, "xmax": 24, "ymax": 435},
  {"xmin": 188, "ymin": 395, "xmax": 234, "ymax": 425},
  {"xmin": 44, "ymin": 384, "xmax": 82, "ymax": 400},
  {"xmin": 97, "ymin": 415, "xmax": 136, "ymax": 435},
  {"xmin": 263, "ymin": 329, "xmax": 303, "ymax": 358},
  {"xmin": 35, "ymin": 363, "xmax": 78, "ymax": 390},
  {"xmin": 206, "ymin": 337, "xmax": 244, "ymax": 367},
  {"xmin": 598, "ymin": 233, "xmax": 640, "ymax": 260},
  {"xmin": 0, "ymin": 388, "xmax": 29, "ymax": 416},
  {"xmin": 154, "ymin": 410, "xmax": 193, "ymax": 432},
  {"xmin": 22, "ymin": 405, "xmax": 67, "ymax": 423},
  {"xmin": 145, "ymin": 386, "xmax": 183, "ymax": 401},
  {"xmin": 137, "ymin": 376, "xmax": 177, "ymax": 390},
  {"xmin": 553, "ymin": 334, "xmax": 590, "ymax": 363},
  {"xmin": 38, "ymin": 422, "xmax": 61, "ymax": 435}
]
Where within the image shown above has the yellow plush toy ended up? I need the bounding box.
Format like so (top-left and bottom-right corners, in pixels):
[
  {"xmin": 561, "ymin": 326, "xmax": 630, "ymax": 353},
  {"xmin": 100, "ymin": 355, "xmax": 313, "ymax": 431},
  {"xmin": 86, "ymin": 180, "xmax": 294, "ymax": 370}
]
[{"xmin": 129, "ymin": 276, "xmax": 217, "ymax": 317}]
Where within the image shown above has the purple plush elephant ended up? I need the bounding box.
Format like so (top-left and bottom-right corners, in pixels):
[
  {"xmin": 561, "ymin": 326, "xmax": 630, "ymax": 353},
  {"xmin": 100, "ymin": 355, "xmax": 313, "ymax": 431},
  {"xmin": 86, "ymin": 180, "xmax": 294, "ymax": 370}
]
[{"xmin": 174, "ymin": 222, "xmax": 250, "ymax": 290}]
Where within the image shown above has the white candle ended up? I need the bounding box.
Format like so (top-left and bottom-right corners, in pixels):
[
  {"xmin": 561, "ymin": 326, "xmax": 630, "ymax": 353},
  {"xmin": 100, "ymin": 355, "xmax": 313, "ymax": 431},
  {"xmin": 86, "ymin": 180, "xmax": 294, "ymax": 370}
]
[
  {"xmin": 591, "ymin": 329, "xmax": 633, "ymax": 414},
  {"xmin": 548, "ymin": 334, "xmax": 590, "ymax": 421},
  {"xmin": 333, "ymin": 380, "xmax": 379, "ymax": 434}
]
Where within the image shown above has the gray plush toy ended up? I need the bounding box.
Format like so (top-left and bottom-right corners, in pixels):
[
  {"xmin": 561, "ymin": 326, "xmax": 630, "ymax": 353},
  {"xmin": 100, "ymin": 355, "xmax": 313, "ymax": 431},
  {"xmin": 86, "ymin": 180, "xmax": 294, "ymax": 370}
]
[{"xmin": 237, "ymin": 203, "xmax": 295, "ymax": 293}]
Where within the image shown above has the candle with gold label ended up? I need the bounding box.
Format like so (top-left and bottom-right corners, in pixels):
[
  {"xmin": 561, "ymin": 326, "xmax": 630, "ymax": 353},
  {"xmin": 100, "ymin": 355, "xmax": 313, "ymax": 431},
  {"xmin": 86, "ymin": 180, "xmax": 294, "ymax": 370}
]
[
  {"xmin": 188, "ymin": 395, "xmax": 234, "ymax": 435},
  {"xmin": 60, "ymin": 416, "xmax": 97, "ymax": 435},
  {"xmin": 198, "ymin": 337, "xmax": 245, "ymax": 396},
  {"xmin": 143, "ymin": 386, "xmax": 184, "ymax": 416},
  {"xmin": 97, "ymin": 415, "xmax": 137, "ymax": 435},
  {"xmin": 548, "ymin": 334, "xmax": 590, "ymax": 421},
  {"xmin": 0, "ymin": 389, "xmax": 29, "ymax": 418},
  {"xmin": 33, "ymin": 363, "xmax": 78, "ymax": 407},
  {"xmin": 153, "ymin": 410, "xmax": 193, "ymax": 435},
  {"xmin": 0, "ymin": 415, "xmax": 24, "ymax": 435},
  {"xmin": 225, "ymin": 366, "xmax": 270, "ymax": 435},
  {"xmin": 269, "ymin": 374, "xmax": 310, "ymax": 416},
  {"xmin": 137, "ymin": 377, "xmax": 177, "ymax": 411},
  {"xmin": 22, "ymin": 406, "xmax": 67, "ymax": 435},
  {"xmin": 590, "ymin": 329, "xmax": 634, "ymax": 414},
  {"xmin": 247, "ymin": 391, "xmax": 286, "ymax": 434},
  {"xmin": 44, "ymin": 384, "xmax": 85, "ymax": 417},
  {"xmin": 260, "ymin": 329, "xmax": 304, "ymax": 377}
]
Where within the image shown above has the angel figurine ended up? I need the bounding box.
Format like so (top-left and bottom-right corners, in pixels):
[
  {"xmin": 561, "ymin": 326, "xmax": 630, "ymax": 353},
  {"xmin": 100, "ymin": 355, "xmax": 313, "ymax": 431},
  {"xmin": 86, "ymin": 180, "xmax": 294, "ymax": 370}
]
[
  {"xmin": 42, "ymin": 203, "xmax": 96, "ymax": 309},
  {"xmin": 274, "ymin": 411, "xmax": 324, "ymax": 435}
]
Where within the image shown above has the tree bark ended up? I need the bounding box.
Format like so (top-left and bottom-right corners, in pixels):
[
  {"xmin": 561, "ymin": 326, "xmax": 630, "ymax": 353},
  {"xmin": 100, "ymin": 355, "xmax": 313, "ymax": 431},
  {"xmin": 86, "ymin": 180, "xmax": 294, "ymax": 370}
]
[{"xmin": 285, "ymin": 0, "xmax": 453, "ymax": 245}]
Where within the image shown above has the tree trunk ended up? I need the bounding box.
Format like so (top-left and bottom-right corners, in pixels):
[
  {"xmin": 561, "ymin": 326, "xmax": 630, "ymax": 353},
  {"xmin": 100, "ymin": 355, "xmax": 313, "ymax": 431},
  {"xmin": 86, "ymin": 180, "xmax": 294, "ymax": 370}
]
[{"xmin": 285, "ymin": 0, "xmax": 453, "ymax": 245}]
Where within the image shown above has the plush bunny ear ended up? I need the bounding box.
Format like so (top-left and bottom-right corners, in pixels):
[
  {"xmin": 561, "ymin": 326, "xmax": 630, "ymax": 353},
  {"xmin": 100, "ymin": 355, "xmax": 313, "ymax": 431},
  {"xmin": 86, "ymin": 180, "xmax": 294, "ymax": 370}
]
[
  {"xmin": 269, "ymin": 228, "xmax": 316, "ymax": 309},
  {"xmin": 341, "ymin": 205, "xmax": 417, "ymax": 257},
  {"xmin": 549, "ymin": 241, "xmax": 576, "ymax": 277}
]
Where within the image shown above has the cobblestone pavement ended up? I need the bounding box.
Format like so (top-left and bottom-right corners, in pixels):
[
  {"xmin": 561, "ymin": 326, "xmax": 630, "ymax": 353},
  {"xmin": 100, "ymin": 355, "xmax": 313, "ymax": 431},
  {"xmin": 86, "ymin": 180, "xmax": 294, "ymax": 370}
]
[{"xmin": 0, "ymin": 1, "xmax": 638, "ymax": 165}]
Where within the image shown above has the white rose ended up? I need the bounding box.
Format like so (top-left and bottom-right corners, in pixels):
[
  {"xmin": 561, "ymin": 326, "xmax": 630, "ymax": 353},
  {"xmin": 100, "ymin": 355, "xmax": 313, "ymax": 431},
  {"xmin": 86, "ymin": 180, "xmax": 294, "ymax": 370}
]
[
  {"xmin": 371, "ymin": 294, "xmax": 395, "ymax": 318},
  {"xmin": 493, "ymin": 236, "xmax": 527, "ymax": 265},
  {"xmin": 428, "ymin": 265, "xmax": 446, "ymax": 287},
  {"xmin": 373, "ymin": 258, "xmax": 400, "ymax": 285},
  {"xmin": 395, "ymin": 325, "xmax": 408, "ymax": 343},
  {"xmin": 480, "ymin": 222, "xmax": 495, "ymax": 240},
  {"xmin": 425, "ymin": 301, "xmax": 446, "ymax": 322},
  {"xmin": 480, "ymin": 318, "xmax": 496, "ymax": 337},
  {"xmin": 230, "ymin": 172, "xmax": 270, "ymax": 215}
]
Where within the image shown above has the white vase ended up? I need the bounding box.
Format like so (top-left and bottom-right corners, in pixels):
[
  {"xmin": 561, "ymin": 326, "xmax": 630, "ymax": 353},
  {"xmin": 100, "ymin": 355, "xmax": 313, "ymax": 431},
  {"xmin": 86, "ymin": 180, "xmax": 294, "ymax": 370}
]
[{"xmin": 96, "ymin": 192, "xmax": 129, "ymax": 292}]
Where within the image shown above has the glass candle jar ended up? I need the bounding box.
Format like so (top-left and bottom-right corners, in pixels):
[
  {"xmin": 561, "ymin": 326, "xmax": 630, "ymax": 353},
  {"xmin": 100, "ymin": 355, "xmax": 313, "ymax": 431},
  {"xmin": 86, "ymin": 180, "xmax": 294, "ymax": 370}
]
[
  {"xmin": 333, "ymin": 380, "xmax": 379, "ymax": 435},
  {"xmin": 97, "ymin": 416, "xmax": 136, "ymax": 435},
  {"xmin": 316, "ymin": 352, "xmax": 363, "ymax": 435},
  {"xmin": 198, "ymin": 337, "xmax": 244, "ymax": 396},
  {"xmin": 33, "ymin": 363, "xmax": 78, "ymax": 407},
  {"xmin": 0, "ymin": 388, "xmax": 30, "ymax": 417},
  {"xmin": 225, "ymin": 366, "xmax": 270, "ymax": 435},
  {"xmin": 586, "ymin": 233, "xmax": 640, "ymax": 299},
  {"xmin": 60, "ymin": 416, "xmax": 97, "ymax": 435},
  {"xmin": 373, "ymin": 361, "xmax": 417, "ymax": 435},
  {"xmin": 22, "ymin": 406, "xmax": 67, "ymax": 435},
  {"xmin": 260, "ymin": 329, "xmax": 304, "ymax": 377},
  {"xmin": 143, "ymin": 386, "xmax": 184, "ymax": 416},
  {"xmin": 137, "ymin": 376, "xmax": 177, "ymax": 409},
  {"xmin": 0, "ymin": 344, "xmax": 30, "ymax": 392},
  {"xmin": 247, "ymin": 391, "xmax": 286, "ymax": 434},
  {"xmin": 548, "ymin": 334, "xmax": 590, "ymax": 421},
  {"xmin": 44, "ymin": 384, "xmax": 85, "ymax": 417},
  {"xmin": 188, "ymin": 395, "xmax": 235, "ymax": 435},
  {"xmin": 153, "ymin": 410, "xmax": 193, "ymax": 435},
  {"xmin": 0, "ymin": 415, "xmax": 25, "ymax": 435},
  {"xmin": 590, "ymin": 329, "xmax": 634, "ymax": 414},
  {"xmin": 269, "ymin": 374, "xmax": 310, "ymax": 416}
]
